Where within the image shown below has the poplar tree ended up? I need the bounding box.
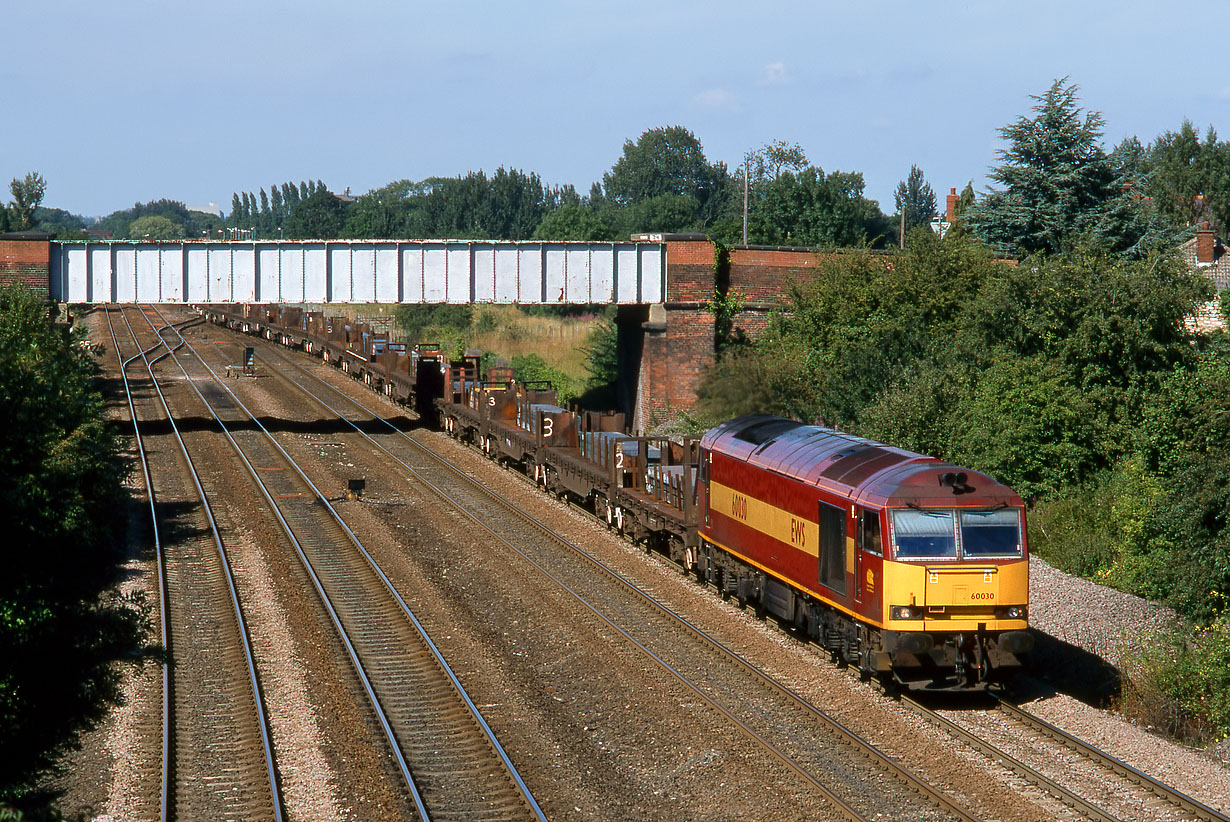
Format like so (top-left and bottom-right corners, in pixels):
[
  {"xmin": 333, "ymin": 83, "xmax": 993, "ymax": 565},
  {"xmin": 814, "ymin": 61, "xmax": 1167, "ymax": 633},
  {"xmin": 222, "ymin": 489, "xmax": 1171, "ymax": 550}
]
[{"xmin": 894, "ymin": 165, "xmax": 937, "ymax": 236}]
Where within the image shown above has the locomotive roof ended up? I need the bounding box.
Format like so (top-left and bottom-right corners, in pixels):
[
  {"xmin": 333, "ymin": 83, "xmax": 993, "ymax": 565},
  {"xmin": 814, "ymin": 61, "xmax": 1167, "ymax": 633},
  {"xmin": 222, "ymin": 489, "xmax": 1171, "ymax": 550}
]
[{"xmin": 702, "ymin": 415, "xmax": 1023, "ymax": 509}]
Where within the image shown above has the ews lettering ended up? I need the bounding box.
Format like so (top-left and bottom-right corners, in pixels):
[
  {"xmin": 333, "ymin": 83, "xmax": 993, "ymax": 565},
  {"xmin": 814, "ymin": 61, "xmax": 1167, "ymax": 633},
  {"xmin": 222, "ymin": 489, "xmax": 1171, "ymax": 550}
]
[{"xmin": 790, "ymin": 517, "xmax": 807, "ymax": 548}]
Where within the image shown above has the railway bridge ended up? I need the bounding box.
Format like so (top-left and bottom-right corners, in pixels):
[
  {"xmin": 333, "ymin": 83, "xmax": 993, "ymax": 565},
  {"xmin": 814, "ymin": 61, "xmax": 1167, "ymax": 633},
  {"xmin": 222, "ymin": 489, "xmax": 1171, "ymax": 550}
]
[{"xmin": 1, "ymin": 231, "xmax": 826, "ymax": 431}]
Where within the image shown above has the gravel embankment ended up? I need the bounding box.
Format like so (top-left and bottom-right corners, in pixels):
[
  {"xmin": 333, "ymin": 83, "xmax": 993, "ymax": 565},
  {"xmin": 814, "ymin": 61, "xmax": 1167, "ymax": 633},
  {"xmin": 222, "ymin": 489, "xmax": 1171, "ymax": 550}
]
[{"xmin": 1022, "ymin": 554, "xmax": 1230, "ymax": 811}]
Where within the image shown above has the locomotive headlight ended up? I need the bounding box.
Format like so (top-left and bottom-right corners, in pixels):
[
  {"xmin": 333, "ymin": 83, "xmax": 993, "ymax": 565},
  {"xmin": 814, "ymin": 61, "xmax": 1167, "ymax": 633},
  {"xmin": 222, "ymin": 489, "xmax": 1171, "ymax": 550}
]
[
  {"xmin": 891, "ymin": 605, "xmax": 922, "ymax": 620},
  {"xmin": 997, "ymin": 605, "xmax": 1027, "ymax": 620}
]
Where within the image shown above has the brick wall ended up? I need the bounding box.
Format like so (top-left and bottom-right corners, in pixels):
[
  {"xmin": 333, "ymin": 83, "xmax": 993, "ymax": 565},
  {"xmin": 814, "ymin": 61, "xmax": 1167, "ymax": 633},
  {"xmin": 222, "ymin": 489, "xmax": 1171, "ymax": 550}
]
[
  {"xmin": 726, "ymin": 246, "xmax": 820, "ymax": 342},
  {"xmin": 634, "ymin": 240, "xmax": 823, "ymax": 431},
  {"xmin": 663, "ymin": 240, "xmax": 716, "ymax": 304},
  {"xmin": 0, "ymin": 235, "xmax": 52, "ymax": 300},
  {"xmin": 635, "ymin": 308, "xmax": 715, "ymax": 430},
  {"xmin": 1185, "ymin": 297, "xmax": 1227, "ymax": 334},
  {"xmin": 727, "ymin": 246, "xmax": 819, "ymax": 305}
]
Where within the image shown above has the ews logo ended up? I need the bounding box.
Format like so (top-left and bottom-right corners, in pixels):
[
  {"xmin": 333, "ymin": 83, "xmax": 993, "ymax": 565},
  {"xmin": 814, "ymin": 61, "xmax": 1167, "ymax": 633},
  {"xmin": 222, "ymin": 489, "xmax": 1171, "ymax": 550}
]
[{"xmin": 790, "ymin": 517, "xmax": 807, "ymax": 548}]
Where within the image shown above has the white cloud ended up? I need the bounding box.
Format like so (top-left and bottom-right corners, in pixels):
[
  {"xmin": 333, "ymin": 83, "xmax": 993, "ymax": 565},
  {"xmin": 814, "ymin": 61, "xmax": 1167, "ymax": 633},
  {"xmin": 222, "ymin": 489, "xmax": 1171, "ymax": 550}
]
[{"xmin": 762, "ymin": 61, "xmax": 789, "ymax": 85}]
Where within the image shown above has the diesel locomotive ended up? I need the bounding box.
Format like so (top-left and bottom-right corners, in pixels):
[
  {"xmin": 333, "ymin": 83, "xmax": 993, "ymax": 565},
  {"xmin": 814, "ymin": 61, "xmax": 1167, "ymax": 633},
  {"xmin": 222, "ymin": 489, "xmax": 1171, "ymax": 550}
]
[{"xmin": 204, "ymin": 303, "xmax": 1033, "ymax": 689}]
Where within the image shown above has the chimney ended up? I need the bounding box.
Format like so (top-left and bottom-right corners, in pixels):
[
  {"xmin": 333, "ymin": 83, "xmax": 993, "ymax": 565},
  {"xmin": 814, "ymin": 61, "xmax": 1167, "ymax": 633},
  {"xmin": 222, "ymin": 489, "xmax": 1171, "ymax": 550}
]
[
  {"xmin": 946, "ymin": 188, "xmax": 958, "ymax": 223},
  {"xmin": 1197, "ymin": 221, "xmax": 1215, "ymax": 263}
]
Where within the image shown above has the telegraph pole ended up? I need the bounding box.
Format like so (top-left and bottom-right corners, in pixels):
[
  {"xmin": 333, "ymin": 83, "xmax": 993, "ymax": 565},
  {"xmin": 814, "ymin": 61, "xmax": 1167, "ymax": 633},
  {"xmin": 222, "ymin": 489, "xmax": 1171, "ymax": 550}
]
[{"xmin": 742, "ymin": 158, "xmax": 749, "ymax": 246}]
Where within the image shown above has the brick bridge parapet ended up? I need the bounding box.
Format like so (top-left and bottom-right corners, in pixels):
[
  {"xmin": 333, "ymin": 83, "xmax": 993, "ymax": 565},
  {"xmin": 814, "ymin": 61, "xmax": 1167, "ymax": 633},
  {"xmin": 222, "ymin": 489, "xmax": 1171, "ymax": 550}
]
[
  {"xmin": 0, "ymin": 232, "xmax": 52, "ymax": 300},
  {"xmin": 628, "ymin": 237, "xmax": 826, "ymax": 433}
]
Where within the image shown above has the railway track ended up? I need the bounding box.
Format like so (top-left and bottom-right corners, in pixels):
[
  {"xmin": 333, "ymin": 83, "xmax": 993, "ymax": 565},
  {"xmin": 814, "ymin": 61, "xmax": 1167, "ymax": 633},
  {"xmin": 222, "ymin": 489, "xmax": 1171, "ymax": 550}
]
[
  {"xmin": 141, "ymin": 305, "xmax": 545, "ymax": 822},
  {"xmin": 106, "ymin": 306, "xmax": 284, "ymax": 821},
  {"xmin": 903, "ymin": 693, "xmax": 1230, "ymax": 822},
  {"xmin": 235, "ymin": 328, "xmax": 983, "ymax": 822}
]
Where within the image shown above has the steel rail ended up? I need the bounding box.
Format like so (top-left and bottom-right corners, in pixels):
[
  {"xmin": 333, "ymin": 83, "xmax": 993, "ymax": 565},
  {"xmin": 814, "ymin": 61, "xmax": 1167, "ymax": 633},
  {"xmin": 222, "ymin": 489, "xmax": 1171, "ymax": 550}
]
[
  {"xmin": 900, "ymin": 694, "xmax": 1120, "ymax": 822},
  {"xmin": 148, "ymin": 306, "xmax": 545, "ymax": 822},
  {"xmin": 252, "ymin": 336, "xmax": 977, "ymax": 822},
  {"xmin": 119, "ymin": 306, "xmax": 285, "ymax": 822},
  {"xmin": 101, "ymin": 307, "xmax": 173, "ymax": 822},
  {"xmin": 992, "ymin": 695, "xmax": 1230, "ymax": 822}
]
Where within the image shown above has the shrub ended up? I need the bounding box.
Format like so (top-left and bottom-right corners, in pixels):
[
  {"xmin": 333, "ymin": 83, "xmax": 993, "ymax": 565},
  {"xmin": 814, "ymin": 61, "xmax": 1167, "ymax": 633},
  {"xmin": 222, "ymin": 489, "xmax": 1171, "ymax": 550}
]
[{"xmin": 1119, "ymin": 613, "xmax": 1230, "ymax": 746}]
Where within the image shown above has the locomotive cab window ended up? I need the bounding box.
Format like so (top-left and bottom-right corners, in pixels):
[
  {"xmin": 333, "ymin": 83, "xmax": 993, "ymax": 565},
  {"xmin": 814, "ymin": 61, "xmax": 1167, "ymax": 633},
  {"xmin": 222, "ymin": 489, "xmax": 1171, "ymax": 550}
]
[
  {"xmin": 960, "ymin": 508, "xmax": 1023, "ymax": 558},
  {"xmin": 890, "ymin": 509, "xmax": 957, "ymax": 560},
  {"xmin": 859, "ymin": 510, "xmax": 882, "ymax": 556},
  {"xmin": 890, "ymin": 507, "xmax": 1024, "ymax": 560}
]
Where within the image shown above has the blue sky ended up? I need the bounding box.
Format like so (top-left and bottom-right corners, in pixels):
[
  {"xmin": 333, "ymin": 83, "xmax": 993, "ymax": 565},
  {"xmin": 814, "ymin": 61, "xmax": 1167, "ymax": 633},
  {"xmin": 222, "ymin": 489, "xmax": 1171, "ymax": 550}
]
[{"xmin": 3, "ymin": 1, "xmax": 1226, "ymax": 222}]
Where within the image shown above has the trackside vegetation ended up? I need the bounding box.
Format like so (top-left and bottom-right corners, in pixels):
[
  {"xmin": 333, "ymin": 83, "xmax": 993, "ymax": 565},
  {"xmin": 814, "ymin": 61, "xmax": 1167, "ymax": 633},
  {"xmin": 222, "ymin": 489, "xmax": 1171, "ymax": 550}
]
[
  {"xmin": 693, "ymin": 80, "xmax": 1230, "ymax": 744},
  {"xmin": 0, "ymin": 288, "xmax": 149, "ymax": 814},
  {"xmin": 697, "ymin": 233, "xmax": 1230, "ymax": 740}
]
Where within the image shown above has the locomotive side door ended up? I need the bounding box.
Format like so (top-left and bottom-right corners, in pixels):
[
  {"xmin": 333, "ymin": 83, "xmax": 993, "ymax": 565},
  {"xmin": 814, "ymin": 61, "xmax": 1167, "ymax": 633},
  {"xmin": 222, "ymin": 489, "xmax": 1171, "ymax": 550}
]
[
  {"xmin": 856, "ymin": 507, "xmax": 884, "ymax": 616},
  {"xmin": 818, "ymin": 500, "xmax": 846, "ymax": 595}
]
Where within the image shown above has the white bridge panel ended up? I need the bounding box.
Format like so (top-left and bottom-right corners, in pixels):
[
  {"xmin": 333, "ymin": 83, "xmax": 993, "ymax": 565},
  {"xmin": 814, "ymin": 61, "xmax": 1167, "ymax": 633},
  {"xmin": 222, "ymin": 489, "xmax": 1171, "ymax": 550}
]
[
  {"xmin": 328, "ymin": 244, "xmax": 353, "ymax": 303},
  {"xmin": 375, "ymin": 245, "xmax": 400, "ymax": 302},
  {"xmin": 279, "ymin": 246, "xmax": 305, "ymax": 303},
  {"xmin": 446, "ymin": 245, "xmax": 471, "ymax": 303},
  {"xmin": 494, "ymin": 247, "xmax": 521, "ymax": 302},
  {"xmin": 50, "ymin": 239, "xmax": 667, "ymax": 305},
  {"xmin": 302, "ymin": 244, "xmax": 328, "ymax": 301},
  {"xmin": 257, "ymin": 245, "xmax": 280, "ymax": 303},
  {"xmin": 352, "ymin": 246, "xmax": 378, "ymax": 303},
  {"xmin": 58, "ymin": 245, "xmax": 88, "ymax": 303}
]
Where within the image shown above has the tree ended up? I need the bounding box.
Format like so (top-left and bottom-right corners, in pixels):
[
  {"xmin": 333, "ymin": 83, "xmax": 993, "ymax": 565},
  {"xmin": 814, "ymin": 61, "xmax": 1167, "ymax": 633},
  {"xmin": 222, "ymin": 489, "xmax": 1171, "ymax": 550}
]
[
  {"xmin": 1142, "ymin": 121, "xmax": 1230, "ymax": 232},
  {"xmin": 282, "ymin": 188, "xmax": 349, "ymax": 239},
  {"xmin": 344, "ymin": 180, "xmax": 416, "ymax": 239},
  {"xmin": 129, "ymin": 215, "xmax": 184, "ymax": 240},
  {"xmin": 258, "ymin": 188, "xmax": 272, "ymax": 234},
  {"xmin": 0, "ymin": 285, "xmax": 147, "ymax": 803},
  {"xmin": 745, "ymin": 140, "xmax": 809, "ymax": 189},
  {"xmin": 8, "ymin": 172, "xmax": 46, "ymax": 231},
  {"xmin": 749, "ymin": 166, "xmax": 889, "ymax": 247},
  {"xmin": 97, "ymin": 199, "xmax": 214, "ymax": 240},
  {"xmin": 894, "ymin": 165, "xmax": 937, "ymax": 239},
  {"xmin": 964, "ymin": 78, "xmax": 1119, "ymax": 255},
  {"xmin": 270, "ymin": 185, "xmax": 285, "ymax": 229},
  {"xmin": 597, "ymin": 126, "xmax": 734, "ymax": 234},
  {"xmin": 602, "ymin": 126, "xmax": 723, "ymax": 207},
  {"xmin": 534, "ymin": 202, "xmax": 612, "ymax": 241}
]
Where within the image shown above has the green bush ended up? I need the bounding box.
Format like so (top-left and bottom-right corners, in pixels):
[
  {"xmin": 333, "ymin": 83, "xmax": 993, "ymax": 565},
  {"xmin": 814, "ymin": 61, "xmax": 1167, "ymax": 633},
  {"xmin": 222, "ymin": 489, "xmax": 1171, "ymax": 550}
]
[
  {"xmin": 511, "ymin": 353, "xmax": 580, "ymax": 404},
  {"xmin": 1121, "ymin": 613, "xmax": 1230, "ymax": 745},
  {"xmin": 0, "ymin": 290, "xmax": 149, "ymax": 805},
  {"xmin": 394, "ymin": 304, "xmax": 473, "ymax": 341},
  {"xmin": 1028, "ymin": 460, "xmax": 1162, "ymax": 580}
]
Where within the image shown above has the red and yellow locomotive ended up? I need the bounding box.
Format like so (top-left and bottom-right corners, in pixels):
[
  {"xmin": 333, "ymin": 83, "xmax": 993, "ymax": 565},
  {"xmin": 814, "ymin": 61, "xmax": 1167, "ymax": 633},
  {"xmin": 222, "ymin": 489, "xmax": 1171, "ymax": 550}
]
[
  {"xmin": 696, "ymin": 415, "xmax": 1032, "ymax": 689},
  {"xmin": 202, "ymin": 305, "xmax": 1032, "ymax": 690}
]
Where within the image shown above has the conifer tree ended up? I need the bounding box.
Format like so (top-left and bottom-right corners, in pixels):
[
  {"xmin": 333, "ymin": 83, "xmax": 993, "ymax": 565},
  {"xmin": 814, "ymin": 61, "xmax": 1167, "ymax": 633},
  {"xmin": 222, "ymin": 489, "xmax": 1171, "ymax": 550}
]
[
  {"xmin": 964, "ymin": 78, "xmax": 1117, "ymax": 255},
  {"xmin": 894, "ymin": 165, "xmax": 937, "ymax": 237}
]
